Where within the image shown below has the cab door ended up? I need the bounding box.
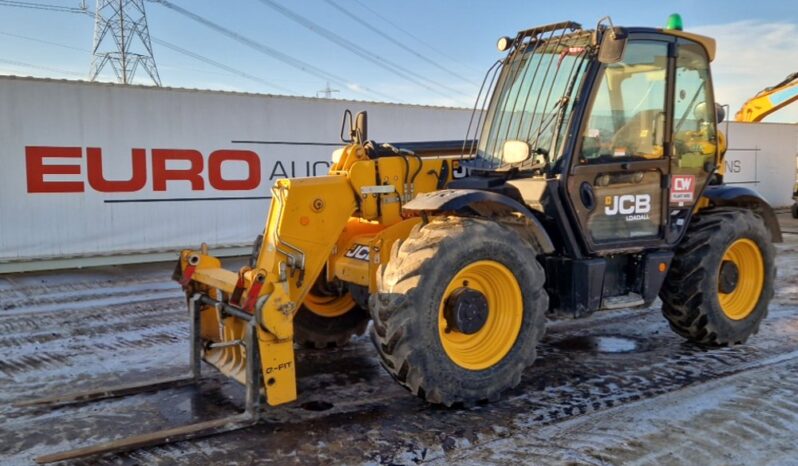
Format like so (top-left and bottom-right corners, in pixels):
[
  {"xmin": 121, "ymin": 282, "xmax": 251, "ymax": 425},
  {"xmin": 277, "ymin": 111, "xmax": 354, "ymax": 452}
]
[
  {"xmin": 666, "ymin": 39, "xmax": 719, "ymax": 243},
  {"xmin": 565, "ymin": 38, "xmax": 673, "ymax": 253}
]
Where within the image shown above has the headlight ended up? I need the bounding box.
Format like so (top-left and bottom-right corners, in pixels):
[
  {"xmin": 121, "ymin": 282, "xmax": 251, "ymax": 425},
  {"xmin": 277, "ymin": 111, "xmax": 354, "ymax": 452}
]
[{"xmin": 497, "ymin": 36, "xmax": 513, "ymax": 52}]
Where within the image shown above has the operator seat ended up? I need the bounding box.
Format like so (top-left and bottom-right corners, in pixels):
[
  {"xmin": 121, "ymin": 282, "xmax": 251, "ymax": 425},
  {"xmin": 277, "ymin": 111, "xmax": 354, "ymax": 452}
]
[{"xmin": 610, "ymin": 109, "xmax": 663, "ymax": 158}]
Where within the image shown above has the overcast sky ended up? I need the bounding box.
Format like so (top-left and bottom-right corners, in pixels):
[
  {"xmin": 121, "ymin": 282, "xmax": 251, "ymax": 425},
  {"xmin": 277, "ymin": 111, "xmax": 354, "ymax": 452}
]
[{"xmin": 0, "ymin": 0, "xmax": 796, "ymax": 122}]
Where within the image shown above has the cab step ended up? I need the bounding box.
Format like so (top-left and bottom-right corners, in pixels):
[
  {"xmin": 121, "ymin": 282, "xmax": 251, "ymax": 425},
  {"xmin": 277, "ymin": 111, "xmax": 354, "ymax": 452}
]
[{"xmin": 602, "ymin": 293, "xmax": 645, "ymax": 310}]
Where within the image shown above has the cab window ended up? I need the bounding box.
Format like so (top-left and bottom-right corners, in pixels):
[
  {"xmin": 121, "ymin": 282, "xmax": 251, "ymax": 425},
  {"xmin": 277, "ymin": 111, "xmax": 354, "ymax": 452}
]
[
  {"xmin": 580, "ymin": 41, "xmax": 669, "ymax": 163},
  {"xmin": 672, "ymin": 42, "xmax": 716, "ymax": 174}
]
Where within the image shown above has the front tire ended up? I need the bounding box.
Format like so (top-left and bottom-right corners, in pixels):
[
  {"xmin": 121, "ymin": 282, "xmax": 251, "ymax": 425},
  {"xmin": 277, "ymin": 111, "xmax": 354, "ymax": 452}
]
[
  {"xmin": 293, "ymin": 279, "xmax": 369, "ymax": 349},
  {"xmin": 660, "ymin": 208, "xmax": 775, "ymax": 345},
  {"xmin": 370, "ymin": 216, "xmax": 547, "ymax": 406},
  {"xmin": 249, "ymin": 235, "xmax": 368, "ymax": 349}
]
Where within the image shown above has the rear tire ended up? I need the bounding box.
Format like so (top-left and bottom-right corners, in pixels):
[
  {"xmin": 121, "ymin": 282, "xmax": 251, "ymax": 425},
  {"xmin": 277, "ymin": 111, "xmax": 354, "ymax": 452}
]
[
  {"xmin": 370, "ymin": 216, "xmax": 547, "ymax": 406},
  {"xmin": 660, "ymin": 208, "xmax": 775, "ymax": 346}
]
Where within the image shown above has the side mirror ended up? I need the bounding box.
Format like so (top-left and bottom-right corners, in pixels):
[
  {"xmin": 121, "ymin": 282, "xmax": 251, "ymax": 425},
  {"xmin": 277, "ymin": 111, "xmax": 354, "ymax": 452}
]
[
  {"xmin": 502, "ymin": 140, "xmax": 531, "ymax": 164},
  {"xmin": 340, "ymin": 109, "xmax": 353, "ymax": 143},
  {"xmin": 339, "ymin": 110, "xmax": 369, "ymax": 143},
  {"xmin": 715, "ymin": 103, "xmax": 726, "ymax": 124},
  {"xmin": 355, "ymin": 111, "xmax": 368, "ymax": 142},
  {"xmin": 694, "ymin": 102, "xmax": 726, "ymax": 124},
  {"xmin": 598, "ymin": 27, "xmax": 628, "ymax": 64},
  {"xmin": 693, "ymin": 102, "xmax": 710, "ymax": 121}
]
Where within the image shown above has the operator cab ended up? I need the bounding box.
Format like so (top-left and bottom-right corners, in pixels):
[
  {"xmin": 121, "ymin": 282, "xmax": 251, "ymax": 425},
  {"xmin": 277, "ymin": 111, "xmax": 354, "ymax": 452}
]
[
  {"xmin": 434, "ymin": 17, "xmax": 729, "ymax": 316},
  {"xmin": 455, "ymin": 18, "xmax": 722, "ymax": 253}
]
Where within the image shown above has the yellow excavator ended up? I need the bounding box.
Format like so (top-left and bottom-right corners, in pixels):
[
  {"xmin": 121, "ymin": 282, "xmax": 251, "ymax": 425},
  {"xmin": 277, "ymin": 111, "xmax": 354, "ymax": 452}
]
[{"xmin": 25, "ymin": 15, "xmax": 781, "ymax": 463}]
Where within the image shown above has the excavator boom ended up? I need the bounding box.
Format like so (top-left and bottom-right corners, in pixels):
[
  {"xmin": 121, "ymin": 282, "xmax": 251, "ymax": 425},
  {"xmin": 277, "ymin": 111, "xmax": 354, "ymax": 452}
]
[{"xmin": 735, "ymin": 72, "xmax": 798, "ymax": 122}]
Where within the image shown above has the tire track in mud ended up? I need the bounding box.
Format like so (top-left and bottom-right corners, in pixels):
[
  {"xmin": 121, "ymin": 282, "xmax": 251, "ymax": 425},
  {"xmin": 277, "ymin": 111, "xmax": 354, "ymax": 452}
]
[
  {"xmin": 445, "ymin": 358, "xmax": 798, "ymax": 465},
  {"xmin": 0, "ymin": 301, "xmax": 183, "ymax": 341},
  {"xmin": 0, "ymin": 327, "xmax": 186, "ymax": 378},
  {"xmin": 0, "ymin": 273, "xmax": 172, "ymax": 302},
  {"xmin": 0, "ymin": 318, "xmax": 187, "ymax": 386},
  {"xmin": 1, "ymin": 288, "xmax": 183, "ymax": 317},
  {"xmin": 0, "ymin": 280, "xmax": 178, "ymax": 311},
  {"xmin": 0, "ymin": 278, "xmax": 191, "ymax": 410},
  {"xmin": 0, "ymin": 298, "xmax": 184, "ymax": 336}
]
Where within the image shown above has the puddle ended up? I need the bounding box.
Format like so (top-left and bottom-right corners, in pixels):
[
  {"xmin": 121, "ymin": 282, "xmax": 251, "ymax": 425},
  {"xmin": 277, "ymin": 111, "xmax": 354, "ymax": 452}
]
[
  {"xmin": 301, "ymin": 400, "xmax": 334, "ymax": 411},
  {"xmin": 552, "ymin": 335, "xmax": 640, "ymax": 354}
]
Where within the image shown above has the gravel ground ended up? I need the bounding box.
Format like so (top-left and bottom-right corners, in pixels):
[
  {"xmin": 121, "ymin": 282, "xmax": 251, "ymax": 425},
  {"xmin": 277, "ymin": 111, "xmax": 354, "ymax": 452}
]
[{"xmin": 0, "ymin": 213, "xmax": 796, "ymax": 465}]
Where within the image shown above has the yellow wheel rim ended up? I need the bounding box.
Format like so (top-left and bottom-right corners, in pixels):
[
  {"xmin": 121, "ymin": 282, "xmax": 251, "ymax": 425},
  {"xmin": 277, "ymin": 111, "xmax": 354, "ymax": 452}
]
[
  {"xmin": 718, "ymin": 238, "xmax": 764, "ymax": 320},
  {"xmin": 438, "ymin": 260, "xmax": 523, "ymax": 371},
  {"xmin": 304, "ymin": 291, "xmax": 356, "ymax": 318}
]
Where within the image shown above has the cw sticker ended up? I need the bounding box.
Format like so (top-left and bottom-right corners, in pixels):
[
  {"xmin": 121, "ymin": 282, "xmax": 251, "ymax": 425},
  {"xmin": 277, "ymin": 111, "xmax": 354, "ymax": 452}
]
[{"xmin": 670, "ymin": 175, "xmax": 696, "ymax": 204}]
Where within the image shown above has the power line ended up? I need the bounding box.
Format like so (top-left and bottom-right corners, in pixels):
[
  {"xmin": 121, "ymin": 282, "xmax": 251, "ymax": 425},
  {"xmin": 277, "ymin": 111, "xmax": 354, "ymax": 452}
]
[
  {"xmin": 149, "ymin": 0, "xmax": 400, "ymax": 102},
  {"xmin": 348, "ymin": 0, "xmax": 481, "ymax": 74},
  {"xmin": 256, "ymin": 0, "xmax": 467, "ymax": 99},
  {"xmin": 152, "ymin": 38, "xmax": 299, "ymax": 94},
  {"xmin": 0, "ymin": 57, "xmax": 84, "ymax": 76},
  {"xmin": 323, "ymin": 0, "xmax": 478, "ymax": 88},
  {"xmin": 1, "ymin": 28, "xmax": 298, "ymax": 94},
  {"xmin": 0, "ymin": 0, "xmax": 86, "ymax": 13},
  {"xmin": 0, "ymin": 30, "xmax": 89, "ymax": 53}
]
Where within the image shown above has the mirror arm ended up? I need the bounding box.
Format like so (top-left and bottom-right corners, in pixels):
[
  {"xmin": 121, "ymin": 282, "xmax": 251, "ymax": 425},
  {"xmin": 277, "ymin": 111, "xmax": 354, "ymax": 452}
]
[{"xmin": 340, "ymin": 109, "xmax": 353, "ymax": 143}]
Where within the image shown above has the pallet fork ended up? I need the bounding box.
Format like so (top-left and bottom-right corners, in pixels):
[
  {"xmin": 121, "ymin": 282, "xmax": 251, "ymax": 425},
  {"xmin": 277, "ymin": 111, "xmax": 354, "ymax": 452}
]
[{"xmin": 18, "ymin": 294, "xmax": 264, "ymax": 464}]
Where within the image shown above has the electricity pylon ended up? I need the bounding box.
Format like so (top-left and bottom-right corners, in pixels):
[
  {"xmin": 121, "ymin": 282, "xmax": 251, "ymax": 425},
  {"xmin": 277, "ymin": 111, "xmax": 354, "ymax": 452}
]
[{"xmin": 90, "ymin": 0, "xmax": 161, "ymax": 86}]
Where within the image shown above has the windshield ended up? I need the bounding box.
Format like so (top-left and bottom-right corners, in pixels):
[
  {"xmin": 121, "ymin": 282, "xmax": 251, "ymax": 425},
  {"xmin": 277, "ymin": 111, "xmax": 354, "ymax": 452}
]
[{"xmin": 471, "ymin": 30, "xmax": 593, "ymax": 169}]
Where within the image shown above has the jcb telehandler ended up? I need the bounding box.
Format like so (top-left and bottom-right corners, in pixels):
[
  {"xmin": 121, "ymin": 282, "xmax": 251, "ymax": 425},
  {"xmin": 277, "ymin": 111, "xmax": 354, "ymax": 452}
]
[{"xmin": 29, "ymin": 15, "xmax": 780, "ymax": 463}]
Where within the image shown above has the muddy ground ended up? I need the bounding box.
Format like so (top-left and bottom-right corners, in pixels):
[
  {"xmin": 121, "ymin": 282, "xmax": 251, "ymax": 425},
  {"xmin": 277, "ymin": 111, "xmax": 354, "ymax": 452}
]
[{"xmin": 1, "ymin": 213, "xmax": 797, "ymax": 465}]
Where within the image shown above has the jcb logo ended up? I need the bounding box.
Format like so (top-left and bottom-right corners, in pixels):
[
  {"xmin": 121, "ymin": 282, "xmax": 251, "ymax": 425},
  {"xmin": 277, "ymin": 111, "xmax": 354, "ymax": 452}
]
[
  {"xmin": 344, "ymin": 244, "xmax": 370, "ymax": 262},
  {"xmin": 604, "ymin": 194, "xmax": 651, "ymax": 216}
]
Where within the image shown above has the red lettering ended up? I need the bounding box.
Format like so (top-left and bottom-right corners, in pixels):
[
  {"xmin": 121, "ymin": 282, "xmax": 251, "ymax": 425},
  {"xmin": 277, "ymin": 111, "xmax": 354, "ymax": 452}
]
[
  {"xmin": 25, "ymin": 147, "xmax": 266, "ymax": 194},
  {"xmin": 151, "ymin": 149, "xmax": 204, "ymax": 191},
  {"xmin": 87, "ymin": 148, "xmax": 147, "ymax": 193},
  {"xmin": 25, "ymin": 146, "xmax": 84, "ymax": 193},
  {"xmin": 208, "ymin": 150, "xmax": 260, "ymax": 191}
]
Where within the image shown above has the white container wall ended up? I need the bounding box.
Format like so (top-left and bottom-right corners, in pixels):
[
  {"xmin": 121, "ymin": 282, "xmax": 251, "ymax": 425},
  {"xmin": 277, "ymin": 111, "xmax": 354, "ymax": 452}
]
[
  {"xmin": 1, "ymin": 77, "xmax": 796, "ymax": 271},
  {"xmin": 0, "ymin": 77, "xmax": 473, "ymax": 269},
  {"xmin": 723, "ymin": 121, "xmax": 798, "ymax": 207}
]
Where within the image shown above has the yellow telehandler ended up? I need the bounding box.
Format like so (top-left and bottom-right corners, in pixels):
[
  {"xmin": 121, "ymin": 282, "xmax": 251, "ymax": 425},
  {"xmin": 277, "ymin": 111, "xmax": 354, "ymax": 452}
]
[{"xmin": 28, "ymin": 15, "xmax": 780, "ymax": 463}]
